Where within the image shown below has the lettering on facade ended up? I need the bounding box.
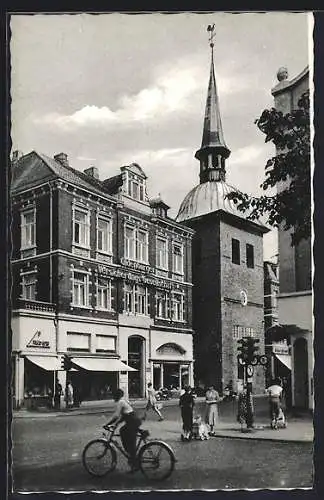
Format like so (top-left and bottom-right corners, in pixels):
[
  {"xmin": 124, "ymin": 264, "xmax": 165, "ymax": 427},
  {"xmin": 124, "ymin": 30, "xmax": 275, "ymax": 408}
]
[
  {"xmin": 120, "ymin": 257, "xmax": 155, "ymax": 275},
  {"xmin": 26, "ymin": 330, "xmax": 50, "ymax": 349},
  {"xmin": 97, "ymin": 264, "xmax": 173, "ymax": 290}
]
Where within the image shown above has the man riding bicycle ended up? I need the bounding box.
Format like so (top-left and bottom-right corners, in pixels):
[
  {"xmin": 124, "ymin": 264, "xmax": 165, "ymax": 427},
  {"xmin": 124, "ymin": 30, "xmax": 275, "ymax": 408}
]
[{"xmin": 104, "ymin": 388, "xmax": 142, "ymax": 470}]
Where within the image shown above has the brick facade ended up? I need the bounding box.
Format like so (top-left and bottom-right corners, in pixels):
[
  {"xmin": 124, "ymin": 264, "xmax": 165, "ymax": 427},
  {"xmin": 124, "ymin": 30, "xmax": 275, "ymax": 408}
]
[{"xmin": 11, "ymin": 152, "xmax": 194, "ymax": 408}]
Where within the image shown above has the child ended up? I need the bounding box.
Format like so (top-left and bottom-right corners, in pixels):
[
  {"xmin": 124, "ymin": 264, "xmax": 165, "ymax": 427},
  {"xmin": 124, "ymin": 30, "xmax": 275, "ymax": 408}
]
[{"xmin": 192, "ymin": 415, "xmax": 210, "ymax": 440}]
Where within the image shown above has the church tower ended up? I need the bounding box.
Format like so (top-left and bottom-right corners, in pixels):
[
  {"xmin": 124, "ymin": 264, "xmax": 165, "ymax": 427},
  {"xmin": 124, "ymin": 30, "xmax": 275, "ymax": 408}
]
[
  {"xmin": 177, "ymin": 26, "xmax": 269, "ymax": 393},
  {"xmin": 195, "ymin": 30, "xmax": 230, "ymax": 184}
]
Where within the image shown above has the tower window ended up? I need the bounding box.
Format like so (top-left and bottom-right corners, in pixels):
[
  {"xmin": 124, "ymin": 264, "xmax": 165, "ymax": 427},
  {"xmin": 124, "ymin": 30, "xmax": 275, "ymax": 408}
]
[
  {"xmin": 246, "ymin": 243, "xmax": 254, "ymax": 268},
  {"xmin": 232, "ymin": 238, "xmax": 240, "ymax": 265}
]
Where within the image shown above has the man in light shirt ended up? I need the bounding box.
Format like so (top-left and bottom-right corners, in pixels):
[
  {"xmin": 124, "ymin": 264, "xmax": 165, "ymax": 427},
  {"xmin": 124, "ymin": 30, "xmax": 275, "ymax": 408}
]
[
  {"xmin": 143, "ymin": 382, "xmax": 164, "ymax": 421},
  {"xmin": 266, "ymin": 378, "xmax": 283, "ymax": 428}
]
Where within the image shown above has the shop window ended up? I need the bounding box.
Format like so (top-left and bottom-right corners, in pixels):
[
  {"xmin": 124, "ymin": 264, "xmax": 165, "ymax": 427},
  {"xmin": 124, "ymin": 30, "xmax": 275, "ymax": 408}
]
[
  {"xmin": 172, "ymin": 243, "xmax": 184, "ymax": 275},
  {"xmin": 72, "ymin": 271, "xmax": 90, "ymax": 307},
  {"xmin": 21, "ymin": 272, "xmax": 37, "ymax": 300},
  {"xmin": 232, "ymin": 238, "xmax": 240, "ymax": 265},
  {"xmin": 156, "ymin": 290, "xmax": 169, "ymax": 319},
  {"xmin": 21, "ymin": 208, "xmax": 36, "ymax": 257},
  {"xmin": 73, "ymin": 207, "xmax": 90, "ymax": 248},
  {"xmin": 96, "ymin": 335, "xmax": 116, "ymax": 353},
  {"xmin": 171, "ymin": 292, "xmax": 184, "ymax": 321},
  {"xmin": 67, "ymin": 332, "xmax": 90, "ymax": 352},
  {"xmin": 97, "ymin": 217, "xmax": 112, "ymax": 254},
  {"xmin": 156, "ymin": 237, "xmax": 168, "ymax": 269},
  {"xmin": 124, "ymin": 283, "xmax": 148, "ymax": 316},
  {"xmin": 96, "ymin": 277, "xmax": 112, "ymax": 310},
  {"xmin": 124, "ymin": 226, "xmax": 148, "ymax": 263},
  {"xmin": 246, "ymin": 243, "xmax": 254, "ymax": 268}
]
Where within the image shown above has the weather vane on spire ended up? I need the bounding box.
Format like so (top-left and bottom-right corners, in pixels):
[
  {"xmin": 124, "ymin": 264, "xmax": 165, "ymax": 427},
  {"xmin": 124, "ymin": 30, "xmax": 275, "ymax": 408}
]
[{"xmin": 207, "ymin": 24, "xmax": 216, "ymax": 48}]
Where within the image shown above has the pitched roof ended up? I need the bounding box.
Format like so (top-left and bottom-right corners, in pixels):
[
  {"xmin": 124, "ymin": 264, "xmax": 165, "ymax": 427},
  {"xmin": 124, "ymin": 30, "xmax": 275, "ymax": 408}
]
[
  {"xmin": 37, "ymin": 152, "xmax": 107, "ymax": 197},
  {"xmin": 12, "ymin": 151, "xmax": 117, "ymax": 201}
]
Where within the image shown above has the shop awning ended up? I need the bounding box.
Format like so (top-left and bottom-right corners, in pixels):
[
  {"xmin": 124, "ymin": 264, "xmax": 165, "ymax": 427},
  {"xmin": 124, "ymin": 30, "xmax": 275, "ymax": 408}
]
[
  {"xmin": 71, "ymin": 357, "xmax": 137, "ymax": 372},
  {"xmin": 26, "ymin": 355, "xmax": 62, "ymax": 371},
  {"xmin": 275, "ymin": 353, "xmax": 292, "ymax": 370}
]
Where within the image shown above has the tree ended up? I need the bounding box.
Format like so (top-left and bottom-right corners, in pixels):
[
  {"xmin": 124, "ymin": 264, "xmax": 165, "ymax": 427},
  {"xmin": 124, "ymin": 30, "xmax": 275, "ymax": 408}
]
[{"xmin": 226, "ymin": 91, "xmax": 310, "ymax": 246}]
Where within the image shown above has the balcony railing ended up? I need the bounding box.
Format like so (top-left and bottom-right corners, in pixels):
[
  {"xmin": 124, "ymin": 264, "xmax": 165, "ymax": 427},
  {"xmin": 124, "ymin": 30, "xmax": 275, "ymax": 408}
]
[{"xmin": 16, "ymin": 298, "xmax": 56, "ymax": 313}]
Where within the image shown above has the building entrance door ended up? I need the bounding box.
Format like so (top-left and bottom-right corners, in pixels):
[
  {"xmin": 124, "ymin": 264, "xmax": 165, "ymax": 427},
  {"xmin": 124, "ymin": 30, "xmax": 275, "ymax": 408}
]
[
  {"xmin": 293, "ymin": 337, "xmax": 309, "ymax": 409},
  {"xmin": 128, "ymin": 336, "xmax": 144, "ymax": 398}
]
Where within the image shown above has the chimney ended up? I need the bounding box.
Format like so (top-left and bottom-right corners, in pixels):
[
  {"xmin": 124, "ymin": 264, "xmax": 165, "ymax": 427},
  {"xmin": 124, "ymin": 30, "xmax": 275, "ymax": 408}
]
[
  {"xmin": 54, "ymin": 152, "xmax": 69, "ymax": 168},
  {"xmin": 83, "ymin": 166, "xmax": 99, "ymax": 180},
  {"xmin": 11, "ymin": 150, "xmax": 23, "ymax": 164}
]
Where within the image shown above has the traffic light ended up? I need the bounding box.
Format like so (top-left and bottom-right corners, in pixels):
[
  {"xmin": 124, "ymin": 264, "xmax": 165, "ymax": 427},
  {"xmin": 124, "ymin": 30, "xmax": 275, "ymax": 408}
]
[
  {"xmin": 246, "ymin": 337, "xmax": 260, "ymax": 365},
  {"xmin": 61, "ymin": 354, "xmax": 72, "ymax": 371},
  {"xmin": 237, "ymin": 338, "xmax": 249, "ymax": 365}
]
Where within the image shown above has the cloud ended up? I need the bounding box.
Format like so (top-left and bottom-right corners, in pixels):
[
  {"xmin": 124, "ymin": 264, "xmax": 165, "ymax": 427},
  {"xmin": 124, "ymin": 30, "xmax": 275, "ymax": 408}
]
[
  {"xmin": 31, "ymin": 58, "xmax": 257, "ymax": 132},
  {"xmin": 230, "ymin": 144, "xmax": 264, "ymax": 166},
  {"xmin": 32, "ymin": 64, "xmax": 205, "ymax": 131},
  {"xmin": 76, "ymin": 155, "xmax": 97, "ymax": 161}
]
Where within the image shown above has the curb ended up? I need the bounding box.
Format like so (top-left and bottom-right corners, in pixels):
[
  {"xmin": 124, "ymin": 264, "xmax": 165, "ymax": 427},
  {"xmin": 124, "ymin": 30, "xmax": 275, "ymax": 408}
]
[{"xmin": 211, "ymin": 432, "xmax": 313, "ymax": 444}]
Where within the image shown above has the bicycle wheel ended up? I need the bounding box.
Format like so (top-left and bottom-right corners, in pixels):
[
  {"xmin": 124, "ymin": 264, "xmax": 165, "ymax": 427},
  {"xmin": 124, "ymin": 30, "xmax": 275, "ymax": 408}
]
[
  {"xmin": 82, "ymin": 439, "xmax": 117, "ymax": 477},
  {"xmin": 138, "ymin": 440, "xmax": 175, "ymax": 481}
]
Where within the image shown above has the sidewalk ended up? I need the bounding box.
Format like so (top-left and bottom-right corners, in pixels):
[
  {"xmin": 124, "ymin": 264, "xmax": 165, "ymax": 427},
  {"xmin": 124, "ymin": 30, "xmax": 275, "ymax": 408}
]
[{"xmin": 12, "ymin": 397, "xmax": 313, "ymax": 443}]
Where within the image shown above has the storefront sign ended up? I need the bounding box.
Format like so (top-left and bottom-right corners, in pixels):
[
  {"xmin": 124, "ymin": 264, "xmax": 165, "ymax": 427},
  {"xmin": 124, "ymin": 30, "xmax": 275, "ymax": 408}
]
[
  {"xmin": 272, "ymin": 343, "xmax": 289, "ymax": 355},
  {"xmin": 26, "ymin": 330, "xmax": 50, "ymax": 349},
  {"xmin": 97, "ymin": 264, "xmax": 173, "ymax": 289}
]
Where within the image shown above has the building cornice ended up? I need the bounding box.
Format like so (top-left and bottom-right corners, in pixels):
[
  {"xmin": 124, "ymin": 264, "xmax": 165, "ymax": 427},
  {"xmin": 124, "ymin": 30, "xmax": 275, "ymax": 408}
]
[{"xmin": 271, "ymin": 66, "xmax": 309, "ymax": 97}]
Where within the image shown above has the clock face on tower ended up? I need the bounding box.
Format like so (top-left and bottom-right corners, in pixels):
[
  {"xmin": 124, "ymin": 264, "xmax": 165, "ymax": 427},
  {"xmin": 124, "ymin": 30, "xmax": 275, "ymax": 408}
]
[{"xmin": 240, "ymin": 290, "xmax": 248, "ymax": 306}]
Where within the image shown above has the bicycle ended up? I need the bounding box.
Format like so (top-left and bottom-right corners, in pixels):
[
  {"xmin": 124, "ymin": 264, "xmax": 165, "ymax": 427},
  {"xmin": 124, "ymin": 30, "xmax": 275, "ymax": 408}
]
[{"xmin": 82, "ymin": 424, "xmax": 176, "ymax": 481}]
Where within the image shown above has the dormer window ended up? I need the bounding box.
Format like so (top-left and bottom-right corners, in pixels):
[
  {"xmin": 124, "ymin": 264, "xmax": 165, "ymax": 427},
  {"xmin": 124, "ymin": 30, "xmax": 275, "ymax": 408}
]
[{"xmin": 127, "ymin": 172, "xmax": 145, "ymax": 201}]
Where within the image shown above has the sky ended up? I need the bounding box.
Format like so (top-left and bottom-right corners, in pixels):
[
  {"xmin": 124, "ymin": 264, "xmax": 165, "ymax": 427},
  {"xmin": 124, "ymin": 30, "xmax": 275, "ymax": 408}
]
[{"xmin": 10, "ymin": 12, "xmax": 311, "ymax": 260}]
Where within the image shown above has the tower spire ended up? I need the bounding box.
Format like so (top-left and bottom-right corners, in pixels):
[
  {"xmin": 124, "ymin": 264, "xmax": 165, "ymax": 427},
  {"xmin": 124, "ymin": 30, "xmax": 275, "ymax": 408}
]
[{"xmin": 196, "ymin": 24, "xmax": 231, "ymax": 184}]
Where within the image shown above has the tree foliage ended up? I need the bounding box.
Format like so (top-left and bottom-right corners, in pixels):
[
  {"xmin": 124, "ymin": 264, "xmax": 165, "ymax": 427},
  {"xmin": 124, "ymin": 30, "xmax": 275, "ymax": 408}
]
[{"xmin": 226, "ymin": 91, "xmax": 311, "ymax": 246}]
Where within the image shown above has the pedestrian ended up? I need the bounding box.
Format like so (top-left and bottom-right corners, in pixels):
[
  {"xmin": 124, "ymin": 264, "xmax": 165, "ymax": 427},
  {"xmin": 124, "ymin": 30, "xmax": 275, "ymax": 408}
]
[
  {"xmin": 73, "ymin": 385, "xmax": 81, "ymax": 407},
  {"xmin": 104, "ymin": 388, "xmax": 142, "ymax": 471},
  {"xmin": 266, "ymin": 377, "xmax": 283, "ymax": 429},
  {"xmin": 65, "ymin": 381, "xmax": 74, "ymax": 408},
  {"xmin": 179, "ymin": 386, "xmax": 195, "ymax": 440},
  {"xmin": 143, "ymin": 382, "xmax": 164, "ymax": 421},
  {"xmin": 237, "ymin": 386, "xmax": 254, "ymax": 431},
  {"xmin": 205, "ymin": 385, "xmax": 222, "ymax": 436},
  {"xmin": 54, "ymin": 380, "xmax": 62, "ymax": 410}
]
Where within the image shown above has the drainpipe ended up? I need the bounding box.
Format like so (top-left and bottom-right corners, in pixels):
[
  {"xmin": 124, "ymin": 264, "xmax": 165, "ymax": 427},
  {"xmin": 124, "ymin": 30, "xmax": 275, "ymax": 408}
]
[{"xmin": 48, "ymin": 181, "xmax": 58, "ymax": 404}]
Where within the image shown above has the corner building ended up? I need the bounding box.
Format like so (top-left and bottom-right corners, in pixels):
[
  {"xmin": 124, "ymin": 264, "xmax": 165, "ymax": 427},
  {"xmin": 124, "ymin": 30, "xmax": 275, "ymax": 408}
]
[
  {"xmin": 176, "ymin": 40, "xmax": 269, "ymax": 394},
  {"xmin": 11, "ymin": 153, "xmax": 194, "ymax": 409},
  {"xmin": 270, "ymin": 67, "xmax": 313, "ymax": 410}
]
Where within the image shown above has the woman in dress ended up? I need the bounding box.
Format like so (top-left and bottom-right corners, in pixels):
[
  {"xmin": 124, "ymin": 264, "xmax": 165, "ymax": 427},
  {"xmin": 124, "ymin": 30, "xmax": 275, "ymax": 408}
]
[
  {"xmin": 205, "ymin": 385, "xmax": 221, "ymax": 436},
  {"xmin": 179, "ymin": 386, "xmax": 195, "ymax": 440}
]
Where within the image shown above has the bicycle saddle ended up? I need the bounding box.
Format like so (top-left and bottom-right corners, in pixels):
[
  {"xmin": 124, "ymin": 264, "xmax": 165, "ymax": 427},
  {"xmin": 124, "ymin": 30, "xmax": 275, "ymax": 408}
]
[{"xmin": 138, "ymin": 429, "xmax": 150, "ymax": 439}]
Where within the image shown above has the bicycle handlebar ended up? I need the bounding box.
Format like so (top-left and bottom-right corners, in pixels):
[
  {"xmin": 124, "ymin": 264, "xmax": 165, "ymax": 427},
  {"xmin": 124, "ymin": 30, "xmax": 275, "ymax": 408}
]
[{"xmin": 103, "ymin": 424, "xmax": 117, "ymax": 432}]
